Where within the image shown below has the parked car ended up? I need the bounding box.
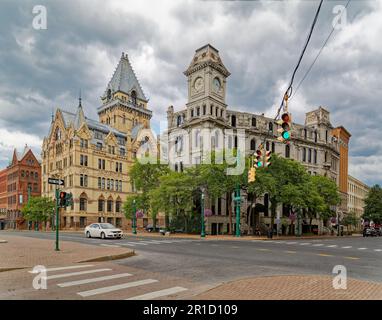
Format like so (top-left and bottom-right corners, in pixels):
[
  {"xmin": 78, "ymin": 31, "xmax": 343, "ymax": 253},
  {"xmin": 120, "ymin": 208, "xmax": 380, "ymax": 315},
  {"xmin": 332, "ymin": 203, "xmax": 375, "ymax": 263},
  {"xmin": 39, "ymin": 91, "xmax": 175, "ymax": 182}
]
[
  {"xmin": 363, "ymin": 227, "xmax": 378, "ymax": 237},
  {"xmin": 145, "ymin": 224, "xmax": 161, "ymax": 232},
  {"xmin": 84, "ymin": 223, "xmax": 123, "ymax": 239}
]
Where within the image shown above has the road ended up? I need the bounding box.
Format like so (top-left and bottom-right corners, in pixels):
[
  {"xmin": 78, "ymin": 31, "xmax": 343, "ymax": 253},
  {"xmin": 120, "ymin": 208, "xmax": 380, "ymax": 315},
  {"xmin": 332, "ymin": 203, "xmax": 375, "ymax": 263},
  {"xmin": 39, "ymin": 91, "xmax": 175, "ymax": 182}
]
[{"xmin": 1, "ymin": 230, "xmax": 381, "ymax": 299}]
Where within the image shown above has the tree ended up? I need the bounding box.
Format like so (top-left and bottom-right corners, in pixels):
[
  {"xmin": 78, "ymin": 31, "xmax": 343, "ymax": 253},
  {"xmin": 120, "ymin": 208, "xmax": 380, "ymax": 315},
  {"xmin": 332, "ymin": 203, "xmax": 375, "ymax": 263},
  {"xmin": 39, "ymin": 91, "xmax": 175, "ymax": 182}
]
[
  {"xmin": 363, "ymin": 184, "xmax": 382, "ymax": 223},
  {"xmin": 342, "ymin": 211, "xmax": 360, "ymax": 232},
  {"xmin": 21, "ymin": 196, "xmax": 55, "ymax": 228}
]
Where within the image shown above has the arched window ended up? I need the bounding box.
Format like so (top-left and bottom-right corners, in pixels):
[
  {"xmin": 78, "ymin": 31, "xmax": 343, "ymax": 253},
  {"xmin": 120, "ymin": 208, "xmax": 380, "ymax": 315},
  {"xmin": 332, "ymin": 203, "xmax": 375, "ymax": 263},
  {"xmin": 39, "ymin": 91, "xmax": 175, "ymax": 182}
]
[
  {"xmin": 231, "ymin": 115, "xmax": 236, "ymax": 127},
  {"xmin": 197, "ymin": 107, "xmax": 200, "ymax": 116},
  {"xmin": 177, "ymin": 115, "xmax": 182, "ymax": 127},
  {"xmin": 116, "ymin": 198, "xmax": 122, "ymax": 213},
  {"xmin": 252, "ymin": 117, "xmax": 257, "ymax": 127},
  {"xmin": 80, "ymin": 195, "xmax": 87, "ymax": 211},
  {"xmin": 250, "ymin": 139, "xmax": 256, "ymax": 151},
  {"xmin": 314, "ymin": 149, "xmax": 317, "ymax": 164},
  {"xmin": 285, "ymin": 145, "xmax": 290, "ymax": 158},
  {"xmin": 131, "ymin": 90, "xmax": 137, "ymax": 105},
  {"xmin": 302, "ymin": 148, "xmax": 306, "ymax": 162},
  {"xmin": 107, "ymin": 198, "xmax": 113, "ymax": 212},
  {"xmin": 54, "ymin": 127, "xmax": 61, "ymax": 141},
  {"xmin": 314, "ymin": 131, "xmax": 318, "ymax": 143},
  {"xmin": 98, "ymin": 198, "xmax": 105, "ymax": 212}
]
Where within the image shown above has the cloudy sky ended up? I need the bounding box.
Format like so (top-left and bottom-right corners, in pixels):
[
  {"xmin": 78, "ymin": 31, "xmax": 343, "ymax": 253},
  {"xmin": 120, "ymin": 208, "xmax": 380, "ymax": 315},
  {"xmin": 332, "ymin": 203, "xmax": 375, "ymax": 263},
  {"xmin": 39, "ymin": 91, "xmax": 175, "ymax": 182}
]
[{"xmin": 0, "ymin": 0, "xmax": 381, "ymax": 186}]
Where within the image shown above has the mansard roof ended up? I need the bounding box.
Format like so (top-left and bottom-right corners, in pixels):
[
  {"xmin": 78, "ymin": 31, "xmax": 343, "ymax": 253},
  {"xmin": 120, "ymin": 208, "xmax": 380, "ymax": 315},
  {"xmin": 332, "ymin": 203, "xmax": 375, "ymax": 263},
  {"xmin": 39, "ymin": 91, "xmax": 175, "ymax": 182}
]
[{"xmin": 103, "ymin": 52, "xmax": 147, "ymax": 101}]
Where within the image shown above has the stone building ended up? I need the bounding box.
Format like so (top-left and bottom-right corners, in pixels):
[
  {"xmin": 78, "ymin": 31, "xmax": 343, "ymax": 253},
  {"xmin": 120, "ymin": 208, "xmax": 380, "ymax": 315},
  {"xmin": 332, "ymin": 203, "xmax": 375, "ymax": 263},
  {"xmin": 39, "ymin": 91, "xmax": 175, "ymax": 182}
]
[
  {"xmin": 347, "ymin": 175, "xmax": 369, "ymax": 228},
  {"xmin": 166, "ymin": 44, "xmax": 350, "ymax": 235},
  {"xmin": 0, "ymin": 146, "xmax": 41, "ymax": 229},
  {"xmin": 41, "ymin": 53, "xmax": 155, "ymax": 230}
]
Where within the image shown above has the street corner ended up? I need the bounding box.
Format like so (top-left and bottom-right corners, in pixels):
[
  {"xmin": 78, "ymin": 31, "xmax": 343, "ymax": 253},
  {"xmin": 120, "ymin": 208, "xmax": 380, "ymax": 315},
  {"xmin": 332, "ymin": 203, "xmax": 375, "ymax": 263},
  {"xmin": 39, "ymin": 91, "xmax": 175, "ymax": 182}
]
[{"xmin": 191, "ymin": 275, "xmax": 382, "ymax": 300}]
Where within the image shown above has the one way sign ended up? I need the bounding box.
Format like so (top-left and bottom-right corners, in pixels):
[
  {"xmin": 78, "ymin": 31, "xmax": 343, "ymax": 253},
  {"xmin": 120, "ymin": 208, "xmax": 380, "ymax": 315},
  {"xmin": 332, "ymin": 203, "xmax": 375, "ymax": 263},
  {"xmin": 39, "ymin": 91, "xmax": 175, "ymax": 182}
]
[{"xmin": 48, "ymin": 178, "xmax": 65, "ymax": 186}]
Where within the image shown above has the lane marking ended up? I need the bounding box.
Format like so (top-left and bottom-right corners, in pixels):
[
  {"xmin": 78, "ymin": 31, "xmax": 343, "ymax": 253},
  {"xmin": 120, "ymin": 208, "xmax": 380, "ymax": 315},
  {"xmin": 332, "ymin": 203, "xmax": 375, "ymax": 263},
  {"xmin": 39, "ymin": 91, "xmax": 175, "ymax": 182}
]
[
  {"xmin": 28, "ymin": 264, "xmax": 94, "ymax": 273},
  {"xmin": 312, "ymin": 244, "xmax": 324, "ymax": 247},
  {"xmin": 299, "ymin": 243, "xmax": 311, "ymax": 246},
  {"xmin": 285, "ymin": 242, "xmax": 297, "ymax": 245},
  {"xmin": 358, "ymin": 248, "xmax": 367, "ymax": 250},
  {"xmin": 211, "ymin": 244, "xmax": 219, "ymax": 247},
  {"xmin": 45, "ymin": 268, "xmax": 112, "ymax": 280},
  {"xmin": 342, "ymin": 246, "xmax": 352, "ymax": 249},
  {"xmin": 99, "ymin": 244, "xmax": 121, "ymax": 248},
  {"xmin": 57, "ymin": 273, "xmax": 132, "ymax": 287},
  {"xmin": 257, "ymin": 248, "xmax": 270, "ymax": 251},
  {"xmin": 343, "ymin": 256, "xmax": 360, "ymax": 260},
  {"xmin": 77, "ymin": 279, "xmax": 158, "ymax": 297},
  {"xmin": 120, "ymin": 243, "xmax": 136, "ymax": 247},
  {"xmin": 317, "ymin": 253, "xmax": 333, "ymax": 257},
  {"xmin": 284, "ymin": 251, "xmax": 296, "ymax": 254},
  {"xmin": 126, "ymin": 286, "xmax": 188, "ymax": 300},
  {"xmin": 230, "ymin": 246, "xmax": 239, "ymax": 249},
  {"xmin": 374, "ymin": 249, "xmax": 382, "ymax": 252},
  {"xmin": 132, "ymin": 242, "xmax": 148, "ymax": 246},
  {"xmin": 326, "ymin": 245, "xmax": 338, "ymax": 248}
]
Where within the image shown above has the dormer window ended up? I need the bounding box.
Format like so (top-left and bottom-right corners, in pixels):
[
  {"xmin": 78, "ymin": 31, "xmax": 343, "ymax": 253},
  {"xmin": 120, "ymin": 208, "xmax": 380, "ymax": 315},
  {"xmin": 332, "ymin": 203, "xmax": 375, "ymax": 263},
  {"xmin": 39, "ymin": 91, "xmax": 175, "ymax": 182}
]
[{"xmin": 131, "ymin": 90, "xmax": 137, "ymax": 105}]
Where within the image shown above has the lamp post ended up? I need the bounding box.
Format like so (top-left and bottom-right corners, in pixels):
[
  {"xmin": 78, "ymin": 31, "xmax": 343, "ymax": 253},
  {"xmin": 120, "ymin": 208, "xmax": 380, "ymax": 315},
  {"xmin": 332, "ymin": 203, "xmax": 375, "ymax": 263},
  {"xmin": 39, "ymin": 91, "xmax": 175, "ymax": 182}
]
[
  {"xmin": 132, "ymin": 199, "xmax": 137, "ymax": 235},
  {"xmin": 234, "ymin": 184, "xmax": 241, "ymax": 237},
  {"xmin": 201, "ymin": 192, "xmax": 205, "ymax": 238}
]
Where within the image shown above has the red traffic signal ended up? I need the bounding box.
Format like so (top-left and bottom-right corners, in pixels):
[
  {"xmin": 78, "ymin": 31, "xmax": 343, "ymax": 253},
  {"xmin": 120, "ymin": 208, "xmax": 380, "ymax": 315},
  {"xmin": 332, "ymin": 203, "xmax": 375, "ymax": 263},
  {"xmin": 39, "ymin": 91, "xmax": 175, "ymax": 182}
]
[
  {"xmin": 59, "ymin": 191, "xmax": 67, "ymax": 207},
  {"xmin": 255, "ymin": 149, "xmax": 263, "ymax": 168}
]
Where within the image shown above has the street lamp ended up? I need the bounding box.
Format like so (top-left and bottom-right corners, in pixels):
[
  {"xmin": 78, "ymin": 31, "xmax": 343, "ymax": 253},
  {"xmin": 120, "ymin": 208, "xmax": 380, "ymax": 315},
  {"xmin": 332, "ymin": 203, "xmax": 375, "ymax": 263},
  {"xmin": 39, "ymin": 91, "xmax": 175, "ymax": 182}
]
[
  {"xmin": 132, "ymin": 199, "xmax": 137, "ymax": 235},
  {"xmin": 201, "ymin": 192, "xmax": 205, "ymax": 238}
]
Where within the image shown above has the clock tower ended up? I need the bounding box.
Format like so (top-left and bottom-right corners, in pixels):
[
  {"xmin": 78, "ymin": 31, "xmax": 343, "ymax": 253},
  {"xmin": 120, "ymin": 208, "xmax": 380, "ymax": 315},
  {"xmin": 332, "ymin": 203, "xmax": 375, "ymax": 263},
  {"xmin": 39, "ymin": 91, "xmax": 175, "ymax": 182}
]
[{"xmin": 183, "ymin": 44, "xmax": 230, "ymax": 121}]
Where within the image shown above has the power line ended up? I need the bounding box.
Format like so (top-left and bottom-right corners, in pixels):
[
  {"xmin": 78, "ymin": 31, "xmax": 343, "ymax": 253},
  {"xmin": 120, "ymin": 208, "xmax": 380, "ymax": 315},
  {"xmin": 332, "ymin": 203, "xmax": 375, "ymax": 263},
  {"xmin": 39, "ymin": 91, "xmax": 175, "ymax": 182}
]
[
  {"xmin": 291, "ymin": 0, "xmax": 352, "ymax": 100},
  {"xmin": 260, "ymin": 0, "xmax": 324, "ymax": 148}
]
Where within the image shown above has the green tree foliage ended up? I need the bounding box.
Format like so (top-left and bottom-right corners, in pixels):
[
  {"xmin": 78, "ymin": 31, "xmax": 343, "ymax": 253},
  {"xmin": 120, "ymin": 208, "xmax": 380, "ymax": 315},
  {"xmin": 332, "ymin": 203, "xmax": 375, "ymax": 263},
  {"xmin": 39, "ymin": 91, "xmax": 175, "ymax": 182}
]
[
  {"xmin": 21, "ymin": 196, "xmax": 55, "ymax": 223},
  {"xmin": 363, "ymin": 184, "xmax": 382, "ymax": 223}
]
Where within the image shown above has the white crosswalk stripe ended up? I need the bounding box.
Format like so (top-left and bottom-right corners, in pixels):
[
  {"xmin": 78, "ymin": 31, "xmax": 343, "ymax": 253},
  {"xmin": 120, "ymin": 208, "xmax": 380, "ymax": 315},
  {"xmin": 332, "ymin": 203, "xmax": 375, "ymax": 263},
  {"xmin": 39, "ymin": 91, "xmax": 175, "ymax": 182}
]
[
  {"xmin": 131, "ymin": 242, "xmax": 148, "ymax": 246},
  {"xmin": 77, "ymin": 279, "xmax": 158, "ymax": 297},
  {"xmin": 286, "ymin": 242, "xmax": 297, "ymax": 245},
  {"xmin": 126, "ymin": 286, "xmax": 188, "ymax": 300},
  {"xmin": 312, "ymin": 244, "xmax": 324, "ymax": 247},
  {"xmin": 342, "ymin": 246, "xmax": 352, "ymax": 249},
  {"xmin": 57, "ymin": 273, "xmax": 132, "ymax": 287},
  {"xmin": 44, "ymin": 268, "xmax": 112, "ymax": 280},
  {"xmin": 326, "ymin": 245, "xmax": 338, "ymax": 248},
  {"xmin": 300, "ymin": 243, "xmax": 311, "ymax": 245},
  {"xmin": 29, "ymin": 264, "xmax": 94, "ymax": 273},
  {"xmin": 374, "ymin": 249, "xmax": 382, "ymax": 252},
  {"xmin": 358, "ymin": 248, "xmax": 367, "ymax": 250},
  {"xmin": 99, "ymin": 244, "xmax": 121, "ymax": 248}
]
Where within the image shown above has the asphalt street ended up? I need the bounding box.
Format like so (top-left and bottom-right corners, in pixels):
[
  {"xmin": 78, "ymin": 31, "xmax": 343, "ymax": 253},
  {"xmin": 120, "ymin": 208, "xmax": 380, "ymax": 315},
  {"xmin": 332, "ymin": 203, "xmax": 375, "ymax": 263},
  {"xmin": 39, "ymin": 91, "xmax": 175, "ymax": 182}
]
[{"xmin": 2, "ymin": 231, "xmax": 381, "ymax": 287}]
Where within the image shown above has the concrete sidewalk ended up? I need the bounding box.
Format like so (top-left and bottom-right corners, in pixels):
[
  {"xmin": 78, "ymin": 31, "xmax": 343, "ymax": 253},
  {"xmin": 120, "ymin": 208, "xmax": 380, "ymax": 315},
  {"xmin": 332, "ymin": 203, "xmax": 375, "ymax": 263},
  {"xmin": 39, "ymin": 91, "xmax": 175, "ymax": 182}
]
[
  {"xmin": 0, "ymin": 234, "xmax": 134, "ymax": 270},
  {"xmin": 192, "ymin": 275, "xmax": 382, "ymax": 300}
]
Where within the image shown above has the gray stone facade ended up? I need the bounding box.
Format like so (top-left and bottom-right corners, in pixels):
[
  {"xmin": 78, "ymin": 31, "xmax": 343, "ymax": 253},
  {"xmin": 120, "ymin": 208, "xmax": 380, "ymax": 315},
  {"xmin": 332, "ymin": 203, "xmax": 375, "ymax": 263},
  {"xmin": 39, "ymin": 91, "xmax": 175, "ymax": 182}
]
[{"xmin": 166, "ymin": 44, "xmax": 342, "ymax": 235}]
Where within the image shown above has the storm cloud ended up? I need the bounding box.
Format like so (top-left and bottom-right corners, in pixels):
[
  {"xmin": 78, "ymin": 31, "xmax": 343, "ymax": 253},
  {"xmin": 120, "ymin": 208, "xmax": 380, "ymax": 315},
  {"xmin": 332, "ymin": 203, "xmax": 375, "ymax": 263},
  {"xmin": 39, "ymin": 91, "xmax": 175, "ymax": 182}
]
[{"xmin": 0, "ymin": 0, "xmax": 380, "ymax": 186}]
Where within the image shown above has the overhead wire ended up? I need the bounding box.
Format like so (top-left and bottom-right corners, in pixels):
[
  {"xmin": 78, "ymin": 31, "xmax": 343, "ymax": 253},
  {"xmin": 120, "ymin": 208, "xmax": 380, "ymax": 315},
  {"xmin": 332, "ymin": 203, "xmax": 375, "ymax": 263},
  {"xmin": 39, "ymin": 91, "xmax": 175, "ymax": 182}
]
[{"xmin": 291, "ymin": 0, "xmax": 352, "ymax": 100}]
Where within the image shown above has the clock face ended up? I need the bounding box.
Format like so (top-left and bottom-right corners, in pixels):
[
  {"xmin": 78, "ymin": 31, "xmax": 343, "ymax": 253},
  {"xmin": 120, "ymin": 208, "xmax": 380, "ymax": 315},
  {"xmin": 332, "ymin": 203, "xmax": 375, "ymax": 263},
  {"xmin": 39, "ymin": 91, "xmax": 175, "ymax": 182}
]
[
  {"xmin": 194, "ymin": 77, "xmax": 204, "ymax": 92},
  {"xmin": 213, "ymin": 77, "xmax": 221, "ymax": 92}
]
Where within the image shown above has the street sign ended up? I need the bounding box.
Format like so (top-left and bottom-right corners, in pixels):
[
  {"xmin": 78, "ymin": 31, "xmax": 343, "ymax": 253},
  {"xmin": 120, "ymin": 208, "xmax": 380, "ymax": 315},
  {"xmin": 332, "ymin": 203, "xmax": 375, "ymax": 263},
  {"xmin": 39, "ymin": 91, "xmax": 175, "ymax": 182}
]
[{"xmin": 48, "ymin": 178, "xmax": 64, "ymax": 186}]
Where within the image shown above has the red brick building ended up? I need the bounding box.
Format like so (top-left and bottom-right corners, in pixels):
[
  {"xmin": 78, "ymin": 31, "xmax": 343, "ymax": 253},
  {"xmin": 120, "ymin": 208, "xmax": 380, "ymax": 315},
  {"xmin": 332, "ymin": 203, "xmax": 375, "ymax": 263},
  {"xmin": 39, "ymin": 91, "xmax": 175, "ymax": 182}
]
[
  {"xmin": 1, "ymin": 146, "xmax": 41, "ymax": 229},
  {"xmin": 0, "ymin": 169, "xmax": 7, "ymax": 229}
]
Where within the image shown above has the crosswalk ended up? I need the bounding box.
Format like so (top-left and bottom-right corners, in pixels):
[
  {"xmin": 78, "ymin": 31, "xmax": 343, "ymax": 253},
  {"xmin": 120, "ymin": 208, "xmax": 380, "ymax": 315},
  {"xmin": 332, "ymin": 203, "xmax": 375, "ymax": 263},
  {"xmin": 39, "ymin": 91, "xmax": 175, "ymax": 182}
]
[
  {"xmin": 253, "ymin": 240, "xmax": 382, "ymax": 252},
  {"xmin": 98, "ymin": 238, "xmax": 198, "ymax": 248},
  {"xmin": 28, "ymin": 264, "xmax": 188, "ymax": 300}
]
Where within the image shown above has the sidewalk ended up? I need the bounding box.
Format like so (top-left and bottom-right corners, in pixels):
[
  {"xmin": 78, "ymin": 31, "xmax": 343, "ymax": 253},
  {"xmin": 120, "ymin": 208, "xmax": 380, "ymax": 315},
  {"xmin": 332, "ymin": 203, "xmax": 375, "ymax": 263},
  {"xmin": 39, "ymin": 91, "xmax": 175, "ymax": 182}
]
[
  {"xmin": 192, "ymin": 275, "xmax": 382, "ymax": 300},
  {"xmin": 0, "ymin": 234, "xmax": 134, "ymax": 270}
]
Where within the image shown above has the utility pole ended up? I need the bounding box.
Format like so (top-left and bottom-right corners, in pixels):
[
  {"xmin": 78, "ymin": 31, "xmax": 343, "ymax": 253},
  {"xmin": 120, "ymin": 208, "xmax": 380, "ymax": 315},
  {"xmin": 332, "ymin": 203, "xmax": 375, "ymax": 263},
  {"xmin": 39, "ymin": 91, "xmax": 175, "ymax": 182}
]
[{"xmin": 201, "ymin": 192, "xmax": 205, "ymax": 238}]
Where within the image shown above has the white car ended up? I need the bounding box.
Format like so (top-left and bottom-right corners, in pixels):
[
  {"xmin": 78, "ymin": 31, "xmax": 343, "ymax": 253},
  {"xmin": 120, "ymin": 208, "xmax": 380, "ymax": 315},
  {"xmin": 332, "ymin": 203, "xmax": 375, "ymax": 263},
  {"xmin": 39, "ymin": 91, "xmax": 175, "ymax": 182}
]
[{"xmin": 84, "ymin": 223, "xmax": 123, "ymax": 239}]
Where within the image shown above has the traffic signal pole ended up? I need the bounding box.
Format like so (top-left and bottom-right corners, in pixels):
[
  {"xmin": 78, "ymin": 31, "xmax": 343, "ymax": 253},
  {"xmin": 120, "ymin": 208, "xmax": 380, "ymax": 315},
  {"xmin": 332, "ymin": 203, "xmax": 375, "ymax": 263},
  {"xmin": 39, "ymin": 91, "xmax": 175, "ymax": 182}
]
[
  {"xmin": 55, "ymin": 188, "xmax": 60, "ymax": 251},
  {"xmin": 235, "ymin": 184, "xmax": 241, "ymax": 237}
]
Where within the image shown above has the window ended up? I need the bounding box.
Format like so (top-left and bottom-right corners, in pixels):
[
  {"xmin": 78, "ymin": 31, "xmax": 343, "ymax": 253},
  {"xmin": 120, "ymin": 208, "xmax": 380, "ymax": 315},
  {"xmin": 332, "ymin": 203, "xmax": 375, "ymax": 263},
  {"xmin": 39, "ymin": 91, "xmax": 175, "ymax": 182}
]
[
  {"xmin": 324, "ymin": 151, "xmax": 328, "ymax": 163},
  {"xmin": 116, "ymin": 201, "xmax": 121, "ymax": 213},
  {"xmin": 98, "ymin": 199, "xmax": 105, "ymax": 212},
  {"xmin": 109, "ymin": 146, "xmax": 115, "ymax": 154},
  {"xmin": 215, "ymin": 107, "xmax": 218, "ymax": 117},
  {"xmin": 197, "ymin": 107, "xmax": 200, "ymax": 116},
  {"xmin": 175, "ymin": 163, "xmax": 178, "ymax": 172},
  {"xmin": 102, "ymin": 159, "xmax": 105, "ymax": 170},
  {"xmin": 119, "ymin": 180, "xmax": 122, "ymax": 192},
  {"xmin": 80, "ymin": 139, "xmax": 88, "ymax": 148},
  {"xmin": 116, "ymin": 162, "xmax": 119, "ymax": 172},
  {"xmin": 96, "ymin": 142, "xmax": 103, "ymax": 150},
  {"xmin": 250, "ymin": 139, "xmax": 256, "ymax": 151},
  {"xmin": 102, "ymin": 178, "xmax": 105, "ymax": 189},
  {"xmin": 80, "ymin": 155, "xmax": 88, "ymax": 166},
  {"xmin": 308, "ymin": 148, "xmax": 312, "ymax": 163},
  {"xmin": 231, "ymin": 115, "xmax": 236, "ymax": 127},
  {"xmin": 80, "ymin": 174, "xmax": 84, "ymax": 187},
  {"xmin": 314, "ymin": 149, "xmax": 317, "ymax": 164},
  {"xmin": 203, "ymin": 105, "xmax": 206, "ymax": 115},
  {"xmin": 314, "ymin": 132, "xmax": 318, "ymax": 143},
  {"xmin": 285, "ymin": 145, "xmax": 290, "ymax": 158},
  {"xmin": 120, "ymin": 148, "xmax": 126, "ymax": 156},
  {"xmin": 80, "ymin": 198, "xmax": 87, "ymax": 211},
  {"xmin": 252, "ymin": 117, "xmax": 257, "ymax": 127},
  {"xmin": 304, "ymin": 129, "xmax": 307, "ymax": 139},
  {"xmin": 325, "ymin": 130, "xmax": 328, "ymax": 143},
  {"xmin": 119, "ymin": 163, "xmax": 122, "ymax": 173},
  {"xmin": 177, "ymin": 115, "xmax": 182, "ymax": 126},
  {"xmin": 210, "ymin": 105, "xmax": 213, "ymax": 115},
  {"xmin": 98, "ymin": 177, "xmax": 101, "ymax": 189},
  {"xmin": 98, "ymin": 159, "xmax": 102, "ymax": 169},
  {"xmin": 220, "ymin": 109, "xmax": 223, "ymax": 117},
  {"xmin": 107, "ymin": 200, "xmax": 113, "ymax": 212},
  {"xmin": 69, "ymin": 156, "xmax": 73, "ymax": 166},
  {"xmin": 107, "ymin": 179, "xmax": 110, "ymax": 190},
  {"xmin": 131, "ymin": 90, "xmax": 137, "ymax": 105},
  {"xmin": 302, "ymin": 148, "xmax": 306, "ymax": 162},
  {"xmin": 110, "ymin": 179, "xmax": 114, "ymax": 190},
  {"xmin": 234, "ymin": 136, "xmax": 238, "ymax": 149},
  {"xmin": 268, "ymin": 122, "xmax": 273, "ymax": 131}
]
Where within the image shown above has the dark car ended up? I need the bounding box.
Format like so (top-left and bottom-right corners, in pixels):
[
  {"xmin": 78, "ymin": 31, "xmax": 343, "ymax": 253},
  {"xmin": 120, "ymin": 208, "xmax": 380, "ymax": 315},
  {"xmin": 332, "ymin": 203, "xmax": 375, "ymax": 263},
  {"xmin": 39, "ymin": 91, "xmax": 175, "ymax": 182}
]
[{"xmin": 145, "ymin": 224, "xmax": 160, "ymax": 232}]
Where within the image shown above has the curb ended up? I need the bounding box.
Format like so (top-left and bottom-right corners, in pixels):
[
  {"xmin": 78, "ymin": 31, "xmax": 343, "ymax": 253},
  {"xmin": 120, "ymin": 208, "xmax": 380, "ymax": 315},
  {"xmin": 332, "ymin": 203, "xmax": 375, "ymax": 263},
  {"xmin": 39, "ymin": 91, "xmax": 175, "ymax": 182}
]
[{"xmin": 77, "ymin": 250, "xmax": 136, "ymax": 263}]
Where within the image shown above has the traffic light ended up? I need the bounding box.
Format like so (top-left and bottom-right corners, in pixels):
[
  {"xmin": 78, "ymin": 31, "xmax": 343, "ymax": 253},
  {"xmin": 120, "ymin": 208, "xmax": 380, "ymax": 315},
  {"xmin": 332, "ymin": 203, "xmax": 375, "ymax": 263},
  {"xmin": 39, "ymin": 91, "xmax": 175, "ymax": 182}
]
[
  {"xmin": 264, "ymin": 151, "xmax": 272, "ymax": 167},
  {"xmin": 59, "ymin": 191, "xmax": 67, "ymax": 207},
  {"xmin": 248, "ymin": 167, "xmax": 256, "ymax": 183},
  {"xmin": 255, "ymin": 149, "xmax": 263, "ymax": 168},
  {"xmin": 65, "ymin": 192, "xmax": 73, "ymax": 207},
  {"xmin": 277, "ymin": 112, "xmax": 292, "ymax": 144}
]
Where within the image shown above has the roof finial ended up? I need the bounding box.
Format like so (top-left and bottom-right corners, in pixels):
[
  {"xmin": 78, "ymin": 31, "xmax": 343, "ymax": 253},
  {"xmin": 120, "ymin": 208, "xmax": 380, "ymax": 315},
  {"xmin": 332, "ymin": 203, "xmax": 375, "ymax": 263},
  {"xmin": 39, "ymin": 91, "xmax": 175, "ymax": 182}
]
[
  {"xmin": 51, "ymin": 109, "xmax": 54, "ymax": 123},
  {"xmin": 79, "ymin": 89, "xmax": 82, "ymax": 108}
]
